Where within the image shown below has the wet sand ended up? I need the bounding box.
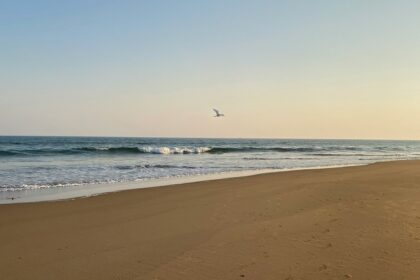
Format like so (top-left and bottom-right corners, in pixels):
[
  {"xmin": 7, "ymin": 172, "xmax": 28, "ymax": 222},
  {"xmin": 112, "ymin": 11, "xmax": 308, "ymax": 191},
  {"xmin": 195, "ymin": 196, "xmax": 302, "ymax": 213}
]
[{"xmin": 1, "ymin": 160, "xmax": 420, "ymax": 279}]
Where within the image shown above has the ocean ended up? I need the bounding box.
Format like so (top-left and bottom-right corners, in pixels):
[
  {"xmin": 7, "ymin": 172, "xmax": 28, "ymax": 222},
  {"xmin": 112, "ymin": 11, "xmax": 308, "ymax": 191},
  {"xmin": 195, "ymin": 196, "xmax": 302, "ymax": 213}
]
[{"xmin": 1, "ymin": 136, "xmax": 420, "ymax": 202}]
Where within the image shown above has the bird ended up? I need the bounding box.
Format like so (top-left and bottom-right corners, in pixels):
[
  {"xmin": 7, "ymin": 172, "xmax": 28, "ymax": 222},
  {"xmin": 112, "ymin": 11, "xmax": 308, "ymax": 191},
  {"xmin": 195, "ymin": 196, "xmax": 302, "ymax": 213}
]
[{"xmin": 213, "ymin": 108, "xmax": 225, "ymax": 117}]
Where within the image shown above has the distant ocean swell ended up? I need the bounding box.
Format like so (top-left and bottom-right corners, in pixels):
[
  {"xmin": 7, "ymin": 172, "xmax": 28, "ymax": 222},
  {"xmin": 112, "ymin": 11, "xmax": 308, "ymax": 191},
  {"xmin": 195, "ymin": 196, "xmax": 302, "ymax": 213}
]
[{"xmin": 0, "ymin": 145, "xmax": 382, "ymax": 157}]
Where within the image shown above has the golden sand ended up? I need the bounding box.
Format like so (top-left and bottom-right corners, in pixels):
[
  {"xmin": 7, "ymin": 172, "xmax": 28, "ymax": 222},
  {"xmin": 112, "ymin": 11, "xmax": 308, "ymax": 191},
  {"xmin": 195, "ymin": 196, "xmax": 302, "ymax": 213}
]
[{"xmin": 1, "ymin": 160, "xmax": 420, "ymax": 279}]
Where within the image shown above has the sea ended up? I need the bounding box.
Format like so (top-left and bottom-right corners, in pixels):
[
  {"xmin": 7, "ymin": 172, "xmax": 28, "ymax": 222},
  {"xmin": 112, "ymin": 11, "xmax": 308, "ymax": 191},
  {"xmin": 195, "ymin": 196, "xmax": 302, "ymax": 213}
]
[{"xmin": 1, "ymin": 136, "xmax": 420, "ymax": 203}]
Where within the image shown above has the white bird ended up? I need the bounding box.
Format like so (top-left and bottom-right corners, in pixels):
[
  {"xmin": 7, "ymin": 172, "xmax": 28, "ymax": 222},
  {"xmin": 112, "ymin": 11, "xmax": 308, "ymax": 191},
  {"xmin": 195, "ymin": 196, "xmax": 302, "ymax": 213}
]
[{"xmin": 213, "ymin": 108, "xmax": 225, "ymax": 117}]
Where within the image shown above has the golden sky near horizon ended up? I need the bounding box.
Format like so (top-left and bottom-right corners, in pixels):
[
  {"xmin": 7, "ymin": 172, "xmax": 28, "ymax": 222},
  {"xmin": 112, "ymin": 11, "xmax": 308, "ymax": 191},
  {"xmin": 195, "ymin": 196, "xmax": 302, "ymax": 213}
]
[{"xmin": 1, "ymin": 1, "xmax": 420, "ymax": 139}]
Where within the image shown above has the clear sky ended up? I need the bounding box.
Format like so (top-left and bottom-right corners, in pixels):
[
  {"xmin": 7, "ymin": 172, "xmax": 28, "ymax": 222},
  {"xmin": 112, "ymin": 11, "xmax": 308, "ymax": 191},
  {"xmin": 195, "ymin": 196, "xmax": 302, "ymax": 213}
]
[{"xmin": 1, "ymin": 0, "xmax": 420, "ymax": 139}]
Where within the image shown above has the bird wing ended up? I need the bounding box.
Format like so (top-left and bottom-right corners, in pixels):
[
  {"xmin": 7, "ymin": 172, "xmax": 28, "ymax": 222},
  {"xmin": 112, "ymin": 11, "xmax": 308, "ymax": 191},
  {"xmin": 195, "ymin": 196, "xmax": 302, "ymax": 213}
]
[{"xmin": 213, "ymin": 109, "xmax": 220, "ymax": 115}]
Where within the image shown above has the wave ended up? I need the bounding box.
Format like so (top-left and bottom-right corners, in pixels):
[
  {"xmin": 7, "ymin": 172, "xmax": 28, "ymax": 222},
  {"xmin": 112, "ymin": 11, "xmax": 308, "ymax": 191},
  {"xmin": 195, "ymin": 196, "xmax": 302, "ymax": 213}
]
[
  {"xmin": 207, "ymin": 147, "xmax": 306, "ymax": 154},
  {"xmin": 206, "ymin": 146, "xmax": 357, "ymax": 154},
  {"xmin": 243, "ymin": 157, "xmax": 270, "ymax": 160},
  {"xmin": 310, "ymin": 153, "xmax": 407, "ymax": 157},
  {"xmin": 0, "ymin": 151, "xmax": 19, "ymax": 156},
  {"xmin": 243, "ymin": 157, "xmax": 318, "ymax": 160},
  {"xmin": 0, "ymin": 145, "xmax": 386, "ymax": 157},
  {"xmin": 80, "ymin": 146, "xmax": 211, "ymax": 154},
  {"xmin": 114, "ymin": 164, "xmax": 197, "ymax": 170},
  {"xmin": 80, "ymin": 147, "xmax": 144, "ymax": 154},
  {"xmin": 0, "ymin": 149, "xmax": 84, "ymax": 157},
  {"xmin": 0, "ymin": 146, "xmax": 212, "ymax": 157}
]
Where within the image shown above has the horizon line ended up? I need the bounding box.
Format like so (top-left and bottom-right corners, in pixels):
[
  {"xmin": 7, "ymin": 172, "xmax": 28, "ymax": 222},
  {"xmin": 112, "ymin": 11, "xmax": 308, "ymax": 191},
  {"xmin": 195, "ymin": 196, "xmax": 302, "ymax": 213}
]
[{"xmin": 1, "ymin": 134, "xmax": 419, "ymax": 142}]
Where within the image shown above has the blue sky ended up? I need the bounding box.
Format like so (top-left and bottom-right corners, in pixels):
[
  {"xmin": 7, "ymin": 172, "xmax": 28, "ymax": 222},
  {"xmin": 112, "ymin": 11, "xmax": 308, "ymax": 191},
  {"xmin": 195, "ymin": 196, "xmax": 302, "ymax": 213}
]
[{"xmin": 1, "ymin": 1, "xmax": 420, "ymax": 139}]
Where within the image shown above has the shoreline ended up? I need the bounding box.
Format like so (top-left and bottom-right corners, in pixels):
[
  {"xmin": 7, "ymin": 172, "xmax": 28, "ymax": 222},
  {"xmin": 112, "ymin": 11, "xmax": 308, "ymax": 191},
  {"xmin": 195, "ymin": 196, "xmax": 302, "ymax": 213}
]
[
  {"xmin": 0, "ymin": 162, "xmax": 369, "ymax": 205},
  {"xmin": 2, "ymin": 160, "xmax": 420, "ymax": 279}
]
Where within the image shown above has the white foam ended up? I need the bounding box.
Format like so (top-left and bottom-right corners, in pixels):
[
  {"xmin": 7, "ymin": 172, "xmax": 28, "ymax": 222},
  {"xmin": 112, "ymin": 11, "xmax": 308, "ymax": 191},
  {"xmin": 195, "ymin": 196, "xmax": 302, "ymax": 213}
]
[
  {"xmin": 140, "ymin": 146, "xmax": 211, "ymax": 154},
  {"xmin": 0, "ymin": 164, "xmax": 368, "ymax": 204}
]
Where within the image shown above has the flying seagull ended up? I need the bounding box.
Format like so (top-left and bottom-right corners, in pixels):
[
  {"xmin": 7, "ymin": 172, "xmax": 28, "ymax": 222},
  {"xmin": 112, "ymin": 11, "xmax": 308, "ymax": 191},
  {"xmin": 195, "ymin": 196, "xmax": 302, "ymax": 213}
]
[{"xmin": 213, "ymin": 108, "xmax": 225, "ymax": 117}]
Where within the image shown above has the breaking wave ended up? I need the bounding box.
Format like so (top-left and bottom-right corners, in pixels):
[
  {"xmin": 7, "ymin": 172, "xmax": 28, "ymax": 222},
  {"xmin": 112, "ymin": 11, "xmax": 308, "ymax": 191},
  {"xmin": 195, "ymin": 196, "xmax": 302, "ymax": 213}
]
[
  {"xmin": 0, "ymin": 145, "xmax": 368, "ymax": 157},
  {"xmin": 80, "ymin": 146, "xmax": 212, "ymax": 154}
]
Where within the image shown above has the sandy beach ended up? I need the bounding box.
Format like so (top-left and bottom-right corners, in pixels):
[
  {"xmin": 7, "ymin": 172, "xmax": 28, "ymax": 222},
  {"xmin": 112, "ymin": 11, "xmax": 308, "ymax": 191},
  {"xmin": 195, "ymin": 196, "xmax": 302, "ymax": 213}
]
[{"xmin": 1, "ymin": 160, "xmax": 420, "ymax": 279}]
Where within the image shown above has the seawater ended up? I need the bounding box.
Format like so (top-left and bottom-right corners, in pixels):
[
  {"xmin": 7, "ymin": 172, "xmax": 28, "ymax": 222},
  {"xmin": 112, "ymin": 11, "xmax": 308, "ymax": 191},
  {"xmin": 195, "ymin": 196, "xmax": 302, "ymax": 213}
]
[{"xmin": 1, "ymin": 136, "xmax": 420, "ymax": 201}]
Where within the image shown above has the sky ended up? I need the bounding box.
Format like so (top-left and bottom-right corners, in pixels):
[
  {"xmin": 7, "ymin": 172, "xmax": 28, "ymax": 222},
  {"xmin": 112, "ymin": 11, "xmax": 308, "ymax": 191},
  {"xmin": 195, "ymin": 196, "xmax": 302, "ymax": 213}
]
[{"xmin": 1, "ymin": 0, "xmax": 420, "ymax": 139}]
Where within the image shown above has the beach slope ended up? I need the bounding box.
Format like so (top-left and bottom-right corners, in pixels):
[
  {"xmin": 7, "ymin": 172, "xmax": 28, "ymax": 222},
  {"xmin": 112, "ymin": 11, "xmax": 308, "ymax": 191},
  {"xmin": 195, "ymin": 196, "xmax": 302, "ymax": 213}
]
[{"xmin": 1, "ymin": 161, "xmax": 420, "ymax": 279}]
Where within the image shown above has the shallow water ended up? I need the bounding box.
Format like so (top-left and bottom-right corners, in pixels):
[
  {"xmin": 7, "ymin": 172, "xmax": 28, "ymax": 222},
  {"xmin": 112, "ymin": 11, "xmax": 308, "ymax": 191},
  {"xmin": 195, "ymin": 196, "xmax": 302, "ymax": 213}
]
[{"xmin": 1, "ymin": 136, "xmax": 420, "ymax": 194}]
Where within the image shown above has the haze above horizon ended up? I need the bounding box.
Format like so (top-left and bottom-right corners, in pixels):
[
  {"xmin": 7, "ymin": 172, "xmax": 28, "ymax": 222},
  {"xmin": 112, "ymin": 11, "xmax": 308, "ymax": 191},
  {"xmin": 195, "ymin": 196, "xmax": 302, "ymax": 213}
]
[{"xmin": 1, "ymin": 1, "xmax": 420, "ymax": 139}]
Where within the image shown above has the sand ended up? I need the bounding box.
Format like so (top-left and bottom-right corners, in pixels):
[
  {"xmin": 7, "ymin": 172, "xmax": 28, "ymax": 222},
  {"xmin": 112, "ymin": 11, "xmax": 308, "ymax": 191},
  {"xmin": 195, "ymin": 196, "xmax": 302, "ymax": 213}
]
[{"xmin": 1, "ymin": 160, "xmax": 420, "ymax": 280}]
